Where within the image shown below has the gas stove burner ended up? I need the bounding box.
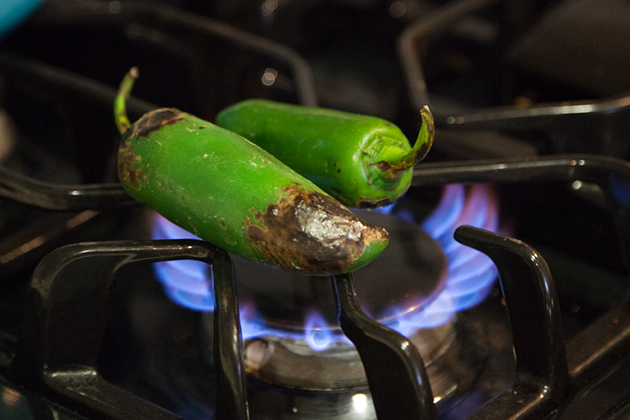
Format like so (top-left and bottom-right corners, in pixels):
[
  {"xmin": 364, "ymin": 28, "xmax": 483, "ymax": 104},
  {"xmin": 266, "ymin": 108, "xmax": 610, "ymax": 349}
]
[
  {"xmin": 199, "ymin": 211, "xmax": 450, "ymax": 388},
  {"xmin": 233, "ymin": 320, "xmax": 478, "ymax": 397},
  {"xmin": 231, "ymin": 327, "xmax": 483, "ymax": 420},
  {"xmin": 146, "ymin": 184, "xmax": 500, "ymax": 414}
]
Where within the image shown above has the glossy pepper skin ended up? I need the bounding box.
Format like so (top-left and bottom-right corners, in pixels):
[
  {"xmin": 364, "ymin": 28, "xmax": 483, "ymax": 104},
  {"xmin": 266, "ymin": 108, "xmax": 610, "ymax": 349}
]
[
  {"xmin": 115, "ymin": 68, "xmax": 389, "ymax": 275},
  {"xmin": 216, "ymin": 100, "xmax": 434, "ymax": 208}
]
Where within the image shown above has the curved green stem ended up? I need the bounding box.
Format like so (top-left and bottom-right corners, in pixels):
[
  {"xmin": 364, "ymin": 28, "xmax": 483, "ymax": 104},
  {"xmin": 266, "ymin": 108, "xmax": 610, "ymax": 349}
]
[
  {"xmin": 405, "ymin": 106, "xmax": 435, "ymax": 166},
  {"xmin": 114, "ymin": 67, "xmax": 139, "ymax": 135},
  {"xmin": 377, "ymin": 106, "xmax": 434, "ymax": 178}
]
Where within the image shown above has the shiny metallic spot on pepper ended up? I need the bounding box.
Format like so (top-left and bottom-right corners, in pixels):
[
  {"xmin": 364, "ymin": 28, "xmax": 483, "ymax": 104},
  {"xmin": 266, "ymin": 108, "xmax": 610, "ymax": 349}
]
[{"xmin": 246, "ymin": 185, "xmax": 388, "ymax": 274}]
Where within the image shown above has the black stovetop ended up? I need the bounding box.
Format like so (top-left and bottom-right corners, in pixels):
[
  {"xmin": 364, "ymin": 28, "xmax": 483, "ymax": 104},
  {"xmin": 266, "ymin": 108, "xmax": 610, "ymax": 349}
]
[{"xmin": 1, "ymin": 0, "xmax": 629, "ymax": 419}]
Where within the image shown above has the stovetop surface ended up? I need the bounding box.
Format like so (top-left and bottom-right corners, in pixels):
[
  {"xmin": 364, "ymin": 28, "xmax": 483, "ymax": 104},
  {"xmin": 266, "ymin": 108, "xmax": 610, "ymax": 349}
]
[{"xmin": 0, "ymin": 0, "xmax": 629, "ymax": 419}]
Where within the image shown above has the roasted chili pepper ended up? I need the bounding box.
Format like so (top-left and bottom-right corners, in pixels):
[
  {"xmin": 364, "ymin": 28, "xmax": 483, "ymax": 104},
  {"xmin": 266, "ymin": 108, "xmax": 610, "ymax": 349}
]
[
  {"xmin": 115, "ymin": 68, "xmax": 389, "ymax": 275},
  {"xmin": 215, "ymin": 100, "xmax": 434, "ymax": 208}
]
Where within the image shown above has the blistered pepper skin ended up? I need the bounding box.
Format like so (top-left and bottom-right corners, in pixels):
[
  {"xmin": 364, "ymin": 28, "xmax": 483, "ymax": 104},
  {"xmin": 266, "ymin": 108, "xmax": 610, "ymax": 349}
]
[
  {"xmin": 216, "ymin": 100, "xmax": 434, "ymax": 208},
  {"xmin": 115, "ymin": 70, "xmax": 388, "ymax": 275}
]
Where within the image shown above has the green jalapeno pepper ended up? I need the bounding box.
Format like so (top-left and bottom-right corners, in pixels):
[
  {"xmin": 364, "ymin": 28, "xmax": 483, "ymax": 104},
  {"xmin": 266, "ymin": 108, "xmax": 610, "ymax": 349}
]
[
  {"xmin": 215, "ymin": 100, "xmax": 434, "ymax": 208},
  {"xmin": 115, "ymin": 68, "xmax": 388, "ymax": 275}
]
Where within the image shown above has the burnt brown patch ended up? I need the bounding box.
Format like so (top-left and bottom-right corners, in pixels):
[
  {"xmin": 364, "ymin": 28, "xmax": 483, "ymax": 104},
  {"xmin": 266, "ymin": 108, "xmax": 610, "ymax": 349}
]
[
  {"xmin": 117, "ymin": 140, "xmax": 144, "ymax": 188},
  {"xmin": 282, "ymin": 183, "xmax": 301, "ymax": 192},
  {"xmin": 245, "ymin": 185, "xmax": 388, "ymax": 274},
  {"xmin": 376, "ymin": 160, "xmax": 391, "ymax": 172},
  {"xmin": 220, "ymin": 219, "xmax": 226, "ymax": 227},
  {"xmin": 129, "ymin": 108, "xmax": 184, "ymax": 140},
  {"xmin": 374, "ymin": 159, "xmax": 408, "ymax": 179}
]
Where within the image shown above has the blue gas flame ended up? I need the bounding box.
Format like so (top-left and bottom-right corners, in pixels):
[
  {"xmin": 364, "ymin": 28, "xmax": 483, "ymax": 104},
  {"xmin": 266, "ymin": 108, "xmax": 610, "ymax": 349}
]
[
  {"xmin": 152, "ymin": 184, "xmax": 499, "ymax": 350},
  {"xmin": 423, "ymin": 184, "xmax": 498, "ymax": 313},
  {"xmin": 237, "ymin": 303, "xmax": 344, "ymax": 349}
]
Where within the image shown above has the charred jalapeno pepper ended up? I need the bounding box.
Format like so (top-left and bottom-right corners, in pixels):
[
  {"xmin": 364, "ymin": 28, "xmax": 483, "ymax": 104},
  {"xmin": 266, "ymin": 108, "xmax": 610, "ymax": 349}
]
[
  {"xmin": 115, "ymin": 68, "xmax": 388, "ymax": 275},
  {"xmin": 215, "ymin": 100, "xmax": 434, "ymax": 208}
]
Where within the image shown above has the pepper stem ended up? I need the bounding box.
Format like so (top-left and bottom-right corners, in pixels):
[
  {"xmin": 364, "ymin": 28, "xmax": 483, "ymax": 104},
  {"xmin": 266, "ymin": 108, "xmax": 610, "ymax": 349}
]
[
  {"xmin": 377, "ymin": 106, "xmax": 434, "ymax": 178},
  {"xmin": 114, "ymin": 67, "xmax": 139, "ymax": 135}
]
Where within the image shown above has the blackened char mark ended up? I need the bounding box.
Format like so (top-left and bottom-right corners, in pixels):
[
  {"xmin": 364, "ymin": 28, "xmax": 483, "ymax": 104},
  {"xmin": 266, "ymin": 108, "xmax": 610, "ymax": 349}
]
[{"xmin": 124, "ymin": 108, "xmax": 185, "ymax": 141}]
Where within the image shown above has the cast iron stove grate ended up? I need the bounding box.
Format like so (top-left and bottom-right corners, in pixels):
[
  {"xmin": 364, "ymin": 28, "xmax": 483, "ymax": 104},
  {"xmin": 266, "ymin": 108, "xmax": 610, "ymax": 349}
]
[{"xmin": 2, "ymin": 152, "xmax": 630, "ymax": 420}]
